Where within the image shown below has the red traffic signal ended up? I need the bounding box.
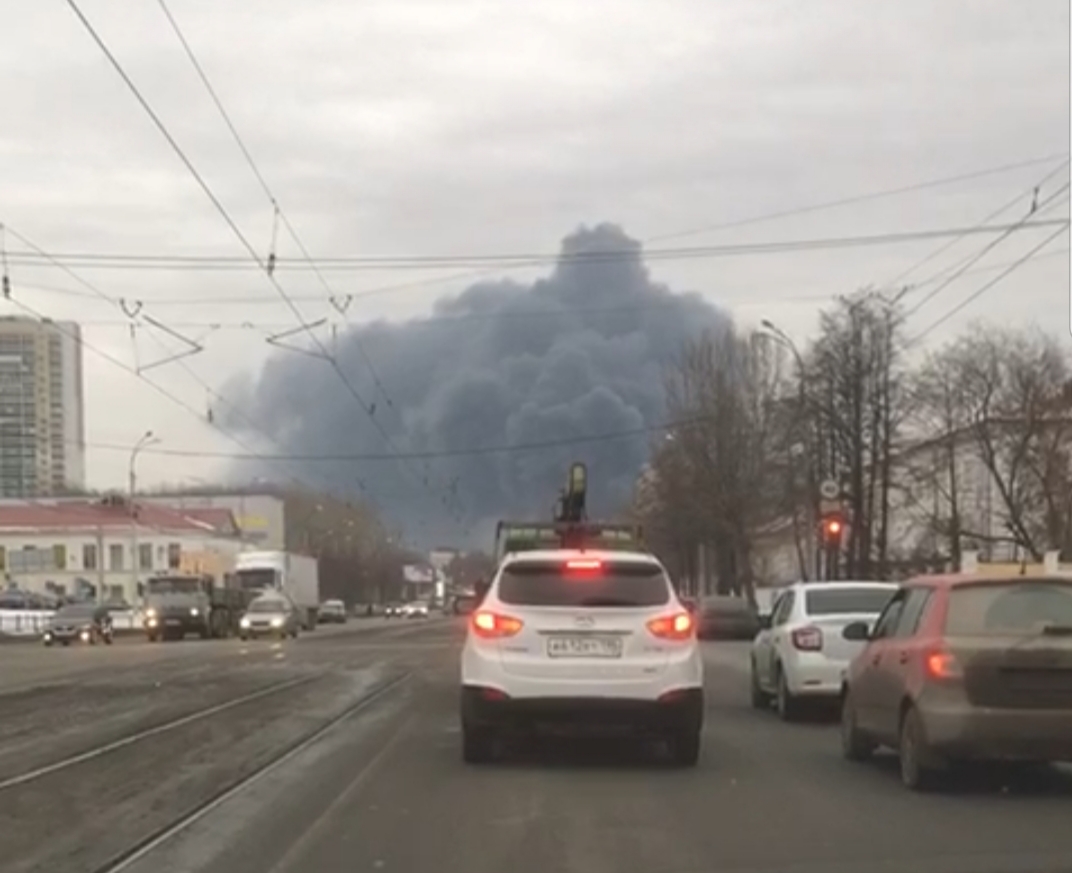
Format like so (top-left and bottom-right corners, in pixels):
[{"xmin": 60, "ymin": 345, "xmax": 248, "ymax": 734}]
[{"xmin": 820, "ymin": 515, "xmax": 844, "ymax": 544}]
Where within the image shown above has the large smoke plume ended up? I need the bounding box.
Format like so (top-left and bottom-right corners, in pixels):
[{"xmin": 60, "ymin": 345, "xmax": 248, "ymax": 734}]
[{"xmin": 223, "ymin": 224, "xmax": 729, "ymax": 547}]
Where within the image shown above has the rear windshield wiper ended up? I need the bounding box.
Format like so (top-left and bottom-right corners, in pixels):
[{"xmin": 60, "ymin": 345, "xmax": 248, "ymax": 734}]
[{"xmin": 1041, "ymin": 624, "xmax": 1072, "ymax": 637}]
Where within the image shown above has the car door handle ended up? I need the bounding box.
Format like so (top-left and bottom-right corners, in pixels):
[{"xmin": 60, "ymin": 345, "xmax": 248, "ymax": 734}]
[
  {"xmin": 871, "ymin": 654, "xmax": 881, "ymax": 666},
  {"xmin": 897, "ymin": 651, "xmax": 909, "ymax": 665}
]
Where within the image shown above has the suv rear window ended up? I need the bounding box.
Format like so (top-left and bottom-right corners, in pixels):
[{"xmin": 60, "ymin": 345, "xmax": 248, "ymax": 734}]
[
  {"xmin": 497, "ymin": 561, "xmax": 670, "ymax": 608},
  {"xmin": 805, "ymin": 587, "xmax": 896, "ymax": 616},
  {"xmin": 946, "ymin": 580, "xmax": 1072, "ymax": 634}
]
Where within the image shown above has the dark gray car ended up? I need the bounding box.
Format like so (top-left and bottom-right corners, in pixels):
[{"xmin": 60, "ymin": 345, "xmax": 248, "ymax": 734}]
[{"xmin": 44, "ymin": 603, "xmax": 114, "ymax": 647}]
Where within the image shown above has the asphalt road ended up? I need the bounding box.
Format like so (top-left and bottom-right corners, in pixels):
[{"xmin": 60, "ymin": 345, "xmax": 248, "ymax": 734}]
[{"xmin": 2, "ymin": 620, "xmax": 1070, "ymax": 873}]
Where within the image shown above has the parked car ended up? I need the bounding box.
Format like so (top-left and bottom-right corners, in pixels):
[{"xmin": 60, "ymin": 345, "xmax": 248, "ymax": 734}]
[
  {"xmin": 697, "ymin": 595, "xmax": 761, "ymax": 640},
  {"xmin": 840, "ymin": 573, "xmax": 1072, "ymax": 790},
  {"xmin": 43, "ymin": 603, "xmax": 114, "ymax": 647},
  {"xmin": 750, "ymin": 581, "xmax": 898, "ymax": 719}
]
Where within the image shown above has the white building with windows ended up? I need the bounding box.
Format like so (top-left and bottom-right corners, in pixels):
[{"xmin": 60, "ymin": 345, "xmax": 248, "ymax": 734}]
[{"xmin": 0, "ymin": 497, "xmax": 244, "ymax": 604}]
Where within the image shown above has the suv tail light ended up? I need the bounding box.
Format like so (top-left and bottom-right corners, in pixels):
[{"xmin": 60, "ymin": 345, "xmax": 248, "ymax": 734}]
[
  {"xmin": 471, "ymin": 610, "xmax": 524, "ymax": 639},
  {"xmin": 925, "ymin": 649, "xmax": 963, "ymax": 680},
  {"xmin": 791, "ymin": 626, "xmax": 823, "ymax": 651},
  {"xmin": 647, "ymin": 611, "xmax": 694, "ymax": 641}
]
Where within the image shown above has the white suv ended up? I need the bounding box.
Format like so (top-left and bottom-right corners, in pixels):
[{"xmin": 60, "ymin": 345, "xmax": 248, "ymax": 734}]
[
  {"xmin": 750, "ymin": 581, "xmax": 898, "ymax": 720},
  {"xmin": 460, "ymin": 549, "xmax": 704, "ymax": 766}
]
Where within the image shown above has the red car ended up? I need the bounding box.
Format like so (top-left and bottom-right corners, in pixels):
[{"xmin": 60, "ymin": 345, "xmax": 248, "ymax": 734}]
[{"xmin": 839, "ymin": 573, "xmax": 1072, "ymax": 790}]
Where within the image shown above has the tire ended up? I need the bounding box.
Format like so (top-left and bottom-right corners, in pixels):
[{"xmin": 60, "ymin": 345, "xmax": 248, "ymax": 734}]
[
  {"xmin": 750, "ymin": 660, "xmax": 770, "ymax": 710},
  {"xmin": 147, "ymin": 633, "xmax": 158, "ymax": 643},
  {"xmin": 668, "ymin": 730, "xmax": 702, "ymax": 767},
  {"xmin": 462, "ymin": 726, "xmax": 496, "ymax": 764},
  {"xmin": 840, "ymin": 689, "xmax": 875, "ymax": 762},
  {"xmin": 43, "ymin": 638, "xmax": 53, "ymax": 647},
  {"xmin": 239, "ymin": 633, "xmax": 249, "ymax": 641},
  {"xmin": 899, "ymin": 706, "xmax": 939, "ymax": 791},
  {"xmin": 775, "ymin": 667, "xmax": 801, "ymax": 722},
  {"xmin": 104, "ymin": 634, "xmax": 114, "ymax": 646}
]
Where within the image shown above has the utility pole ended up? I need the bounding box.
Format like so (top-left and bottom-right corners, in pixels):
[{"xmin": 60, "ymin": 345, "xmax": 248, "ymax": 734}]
[{"xmin": 129, "ymin": 430, "xmax": 160, "ymax": 605}]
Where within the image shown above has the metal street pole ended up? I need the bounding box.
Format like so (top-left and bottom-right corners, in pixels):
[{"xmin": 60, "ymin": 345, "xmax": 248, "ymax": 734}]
[
  {"xmin": 129, "ymin": 430, "xmax": 160, "ymax": 605},
  {"xmin": 760, "ymin": 320, "xmax": 816, "ymax": 581}
]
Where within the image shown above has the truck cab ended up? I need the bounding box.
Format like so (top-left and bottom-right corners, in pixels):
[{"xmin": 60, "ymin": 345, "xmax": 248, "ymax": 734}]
[{"xmin": 144, "ymin": 574, "xmax": 241, "ymax": 641}]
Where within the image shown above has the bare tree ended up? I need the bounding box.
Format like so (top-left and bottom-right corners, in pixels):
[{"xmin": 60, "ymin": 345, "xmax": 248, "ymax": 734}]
[
  {"xmin": 655, "ymin": 325, "xmax": 788, "ymax": 600},
  {"xmin": 933, "ymin": 326, "xmax": 1072, "ymax": 560},
  {"xmin": 804, "ymin": 292, "xmax": 908, "ymax": 578}
]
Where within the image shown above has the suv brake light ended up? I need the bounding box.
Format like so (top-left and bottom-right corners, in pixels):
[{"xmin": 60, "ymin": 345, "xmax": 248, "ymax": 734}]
[
  {"xmin": 925, "ymin": 649, "xmax": 962, "ymax": 680},
  {"xmin": 647, "ymin": 611, "xmax": 694, "ymax": 641},
  {"xmin": 791, "ymin": 626, "xmax": 823, "ymax": 651},
  {"xmin": 565, "ymin": 559, "xmax": 602, "ymax": 570},
  {"xmin": 471, "ymin": 611, "xmax": 524, "ymax": 639}
]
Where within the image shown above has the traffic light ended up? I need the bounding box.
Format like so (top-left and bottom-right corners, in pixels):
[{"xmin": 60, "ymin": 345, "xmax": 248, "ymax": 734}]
[{"xmin": 820, "ymin": 514, "xmax": 844, "ymax": 546}]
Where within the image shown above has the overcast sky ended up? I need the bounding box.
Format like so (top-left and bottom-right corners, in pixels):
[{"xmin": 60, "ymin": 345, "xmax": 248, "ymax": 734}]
[{"xmin": 0, "ymin": 0, "xmax": 1068, "ymax": 514}]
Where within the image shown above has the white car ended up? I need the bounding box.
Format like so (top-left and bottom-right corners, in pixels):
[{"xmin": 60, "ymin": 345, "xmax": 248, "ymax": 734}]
[
  {"xmin": 750, "ymin": 581, "xmax": 898, "ymax": 721},
  {"xmin": 459, "ymin": 549, "xmax": 704, "ymax": 766},
  {"xmin": 401, "ymin": 601, "xmax": 429, "ymax": 619}
]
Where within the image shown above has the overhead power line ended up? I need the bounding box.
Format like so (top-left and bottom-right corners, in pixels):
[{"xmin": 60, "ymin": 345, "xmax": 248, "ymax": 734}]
[
  {"xmin": 20, "ymin": 247, "xmax": 1067, "ymax": 312},
  {"xmin": 152, "ymin": 0, "xmax": 400, "ymax": 422},
  {"xmin": 64, "ymin": 0, "xmax": 460, "ymax": 518},
  {"xmin": 5, "ymin": 220, "xmax": 1068, "ymax": 272},
  {"xmin": 81, "ymin": 417, "xmax": 692, "ymax": 462},
  {"xmin": 907, "ymin": 221, "xmax": 1070, "ymax": 344}
]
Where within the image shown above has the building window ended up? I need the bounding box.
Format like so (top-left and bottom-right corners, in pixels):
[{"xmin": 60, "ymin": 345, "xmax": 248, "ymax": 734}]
[
  {"xmin": 83, "ymin": 543, "xmax": 97, "ymax": 570},
  {"xmin": 108, "ymin": 543, "xmax": 124, "ymax": 571},
  {"xmin": 52, "ymin": 544, "xmax": 67, "ymax": 570},
  {"xmin": 139, "ymin": 543, "xmax": 153, "ymax": 571},
  {"xmin": 167, "ymin": 543, "xmax": 181, "ymax": 569},
  {"xmin": 8, "ymin": 546, "xmax": 56, "ymax": 573}
]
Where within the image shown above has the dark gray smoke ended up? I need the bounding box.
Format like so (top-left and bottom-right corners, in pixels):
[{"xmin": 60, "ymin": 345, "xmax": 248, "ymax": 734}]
[{"xmin": 222, "ymin": 224, "xmax": 729, "ymax": 548}]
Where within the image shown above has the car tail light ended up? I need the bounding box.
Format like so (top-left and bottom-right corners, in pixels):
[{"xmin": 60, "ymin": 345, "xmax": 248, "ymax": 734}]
[
  {"xmin": 925, "ymin": 649, "xmax": 963, "ymax": 680},
  {"xmin": 565, "ymin": 558, "xmax": 602, "ymax": 571},
  {"xmin": 647, "ymin": 611, "xmax": 694, "ymax": 641},
  {"xmin": 791, "ymin": 626, "xmax": 823, "ymax": 651},
  {"xmin": 471, "ymin": 610, "xmax": 524, "ymax": 639}
]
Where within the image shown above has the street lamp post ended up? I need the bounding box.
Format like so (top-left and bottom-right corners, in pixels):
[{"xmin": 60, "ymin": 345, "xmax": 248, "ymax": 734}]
[
  {"xmin": 129, "ymin": 430, "xmax": 160, "ymax": 604},
  {"xmin": 759, "ymin": 320, "xmax": 817, "ymax": 581}
]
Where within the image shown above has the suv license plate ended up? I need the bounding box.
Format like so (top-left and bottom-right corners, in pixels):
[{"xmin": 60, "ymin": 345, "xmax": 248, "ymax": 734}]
[{"xmin": 546, "ymin": 635, "xmax": 622, "ymax": 659}]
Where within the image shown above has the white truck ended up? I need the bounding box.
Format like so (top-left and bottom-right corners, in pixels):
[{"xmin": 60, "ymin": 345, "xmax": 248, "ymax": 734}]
[{"xmin": 233, "ymin": 551, "xmax": 320, "ymax": 630}]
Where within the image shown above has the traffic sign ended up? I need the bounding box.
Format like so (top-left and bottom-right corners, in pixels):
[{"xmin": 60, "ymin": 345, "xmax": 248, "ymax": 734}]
[{"xmin": 819, "ymin": 479, "xmax": 840, "ymax": 500}]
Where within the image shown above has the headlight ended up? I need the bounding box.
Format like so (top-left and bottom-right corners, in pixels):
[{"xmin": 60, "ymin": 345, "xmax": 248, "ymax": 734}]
[
  {"xmin": 190, "ymin": 607, "xmax": 199, "ymax": 616},
  {"xmin": 240, "ymin": 617, "xmax": 251, "ymax": 628},
  {"xmin": 80, "ymin": 630, "xmax": 90, "ymax": 641},
  {"xmin": 270, "ymin": 616, "xmax": 284, "ymax": 628},
  {"xmin": 146, "ymin": 608, "xmax": 156, "ymax": 618}
]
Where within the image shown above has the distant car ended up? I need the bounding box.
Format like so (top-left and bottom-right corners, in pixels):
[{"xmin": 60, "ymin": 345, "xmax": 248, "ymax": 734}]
[
  {"xmin": 402, "ymin": 601, "xmax": 430, "ymax": 619},
  {"xmin": 840, "ymin": 574, "xmax": 1072, "ymax": 790},
  {"xmin": 460, "ymin": 550, "xmax": 703, "ymax": 766},
  {"xmin": 318, "ymin": 599, "xmax": 348, "ymax": 624},
  {"xmin": 452, "ymin": 595, "xmax": 478, "ymax": 616},
  {"xmin": 239, "ymin": 594, "xmax": 302, "ymax": 640},
  {"xmin": 44, "ymin": 603, "xmax": 114, "ymax": 647},
  {"xmin": 697, "ymin": 595, "xmax": 761, "ymax": 640},
  {"xmin": 750, "ymin": 581, "xmax": 898, "ymax": 720},
  {"xmin": 383, "ymin": 603, "xmax": 405, "ymax": 618}
]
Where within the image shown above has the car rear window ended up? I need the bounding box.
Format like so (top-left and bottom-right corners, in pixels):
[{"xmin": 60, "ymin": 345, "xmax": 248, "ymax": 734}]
[
  {"xmin": 945, "ymin": 580, "xmax": 1072, "ymax": 635},
  {"xmin": 497, "ymin": 561, "xmax": 670, "ymax": 608},
  {"xmin": 804, "ymin": 587, "xmax": 896, "ymax": 616}
]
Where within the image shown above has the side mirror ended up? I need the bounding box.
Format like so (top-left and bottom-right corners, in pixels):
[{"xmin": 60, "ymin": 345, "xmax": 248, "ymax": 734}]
[
  {"xmin": 757, "ymin": 614, "xmax": 773, "ymax": 630},
  {"xmin": 842, "ymin": 621, "xmax": 871, "ymax": 642}
]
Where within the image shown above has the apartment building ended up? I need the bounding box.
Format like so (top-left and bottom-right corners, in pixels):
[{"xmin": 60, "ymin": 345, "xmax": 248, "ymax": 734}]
[{"xmin": 0, "ymin": 317, "xmax": 86, "ymax": 496}]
